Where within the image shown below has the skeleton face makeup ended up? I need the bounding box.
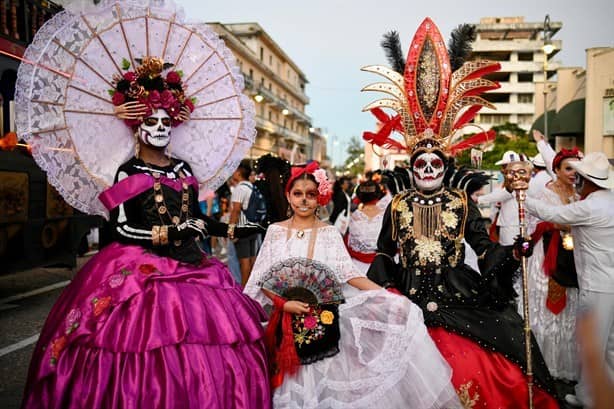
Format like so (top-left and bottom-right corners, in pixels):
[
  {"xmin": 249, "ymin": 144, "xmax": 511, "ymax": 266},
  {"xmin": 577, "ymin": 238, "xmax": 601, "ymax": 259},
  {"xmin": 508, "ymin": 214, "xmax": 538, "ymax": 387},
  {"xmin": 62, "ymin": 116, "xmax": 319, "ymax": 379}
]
[
  {"xmin": 138, "ymin": 109, "xmax": 172, "ymax": 148},
  {"xmin": 412, "ymin": 152, "xmax": 445, "ymax": 191},
  {"xmin": 503, "ymin": 161, "xmax": 532, "ymax": 191}
]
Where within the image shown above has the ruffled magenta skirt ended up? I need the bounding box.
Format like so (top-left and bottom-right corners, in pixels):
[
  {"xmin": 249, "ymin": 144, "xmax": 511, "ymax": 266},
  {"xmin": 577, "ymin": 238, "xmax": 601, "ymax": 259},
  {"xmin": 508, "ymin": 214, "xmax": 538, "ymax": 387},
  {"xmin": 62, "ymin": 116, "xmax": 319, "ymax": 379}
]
[{"xmin": 21, "ymin": 242, "xmax": 271, "ymax": 409}]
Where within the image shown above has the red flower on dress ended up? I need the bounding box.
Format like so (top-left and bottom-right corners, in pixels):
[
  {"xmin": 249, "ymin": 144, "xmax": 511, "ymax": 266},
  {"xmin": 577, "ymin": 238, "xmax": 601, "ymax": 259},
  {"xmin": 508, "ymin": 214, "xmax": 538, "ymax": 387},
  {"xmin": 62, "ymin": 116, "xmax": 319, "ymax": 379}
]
[
  {"xmin": 139, "ymin": 264, "xmax": 157, "ymax": 275},
  {"xmin": 112, "ymin": 92, "xmax": 126, "ymax": 106},
  {"xmin": 50, "ymin": 335, "xmax": 67, "ymax": 361},
  {"xmin": 166, "ymin": 71, "xmax": 181, "ymax": 84},
  {"xmin": 93, "ymin": 296, "xmax": 112, "ymax": 316}
]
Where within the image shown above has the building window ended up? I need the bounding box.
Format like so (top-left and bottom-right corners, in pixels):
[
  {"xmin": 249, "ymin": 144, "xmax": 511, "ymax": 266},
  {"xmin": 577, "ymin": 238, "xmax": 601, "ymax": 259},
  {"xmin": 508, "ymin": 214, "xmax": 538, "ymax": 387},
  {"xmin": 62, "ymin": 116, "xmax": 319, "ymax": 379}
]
[
  {"xmin": 518, "ymin": 93, "xmax": 533, "ymax": 103},
  {"xmin": 518, "ymin": 52, "xmax": 533, "ymax": 61},
  {"xmin": 248, "ymin": 69, "xmax": 253, "ymax": 78},
  {"xmin": 269, "ymin": 55, "xmax": 273, "ymax": 66},
  {"xmin": 479, "ymin": 114, "xmax": 509, "ymax": 125},
  {"xmin": 518, "ymin": 72, "xmax": 533, "ymax": 82},
  {"xmin": 260, "ymin": 47, "xmax": 264, "ymax": 61}
]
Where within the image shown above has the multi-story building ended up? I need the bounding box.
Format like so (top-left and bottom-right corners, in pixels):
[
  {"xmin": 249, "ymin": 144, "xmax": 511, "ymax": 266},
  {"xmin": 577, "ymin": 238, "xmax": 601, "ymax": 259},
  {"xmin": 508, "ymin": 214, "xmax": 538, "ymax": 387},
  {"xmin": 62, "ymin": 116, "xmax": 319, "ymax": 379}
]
[
  {"xmin": 208, "ymin": 22, "xmax": 316, "ymax": 163},
  {"xmin": 532, "ymin": 47, "xmax": 614, "ymax": 157},
  {"xmin": 472, "ymin": 16, "xmax": 562, "ymax": 131}
]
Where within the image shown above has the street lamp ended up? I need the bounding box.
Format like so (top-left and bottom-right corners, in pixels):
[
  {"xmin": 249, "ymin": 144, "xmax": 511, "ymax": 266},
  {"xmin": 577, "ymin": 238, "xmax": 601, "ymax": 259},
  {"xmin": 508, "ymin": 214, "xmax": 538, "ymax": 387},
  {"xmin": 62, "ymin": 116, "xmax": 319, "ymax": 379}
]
[
  {"xmin": 254, "ymin": 94, "xmax": 264, "ymax": 103},
  {"xmin": 542, "ymin": 14, "xmax": 555, "ymax": 139}
]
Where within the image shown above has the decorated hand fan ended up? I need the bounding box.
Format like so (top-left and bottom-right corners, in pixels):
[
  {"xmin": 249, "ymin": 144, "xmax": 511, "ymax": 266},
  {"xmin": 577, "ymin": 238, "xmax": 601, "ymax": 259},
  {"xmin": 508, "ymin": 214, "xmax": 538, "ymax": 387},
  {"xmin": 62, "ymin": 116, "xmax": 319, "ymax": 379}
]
[{"xmin": 260, "ymin": 257, "xmax": 345, "ymax": 305}]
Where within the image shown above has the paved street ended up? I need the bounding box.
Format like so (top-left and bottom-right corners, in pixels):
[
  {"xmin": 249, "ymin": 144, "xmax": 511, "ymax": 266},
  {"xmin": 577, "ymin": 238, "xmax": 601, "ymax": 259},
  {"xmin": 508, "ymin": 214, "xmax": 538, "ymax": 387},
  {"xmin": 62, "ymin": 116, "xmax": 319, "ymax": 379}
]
[{"xmin": 0, "ymin": 258, "xmax": 86, "ymax": 409}]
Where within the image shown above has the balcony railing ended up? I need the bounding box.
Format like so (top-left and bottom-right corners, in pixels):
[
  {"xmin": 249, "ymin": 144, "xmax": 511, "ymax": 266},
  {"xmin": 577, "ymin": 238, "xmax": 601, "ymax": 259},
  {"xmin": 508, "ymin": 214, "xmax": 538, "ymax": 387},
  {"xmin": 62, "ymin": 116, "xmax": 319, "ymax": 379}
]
[{"xmin": 0, "ymin": 0, "xmax": 62, "ymax": 48}]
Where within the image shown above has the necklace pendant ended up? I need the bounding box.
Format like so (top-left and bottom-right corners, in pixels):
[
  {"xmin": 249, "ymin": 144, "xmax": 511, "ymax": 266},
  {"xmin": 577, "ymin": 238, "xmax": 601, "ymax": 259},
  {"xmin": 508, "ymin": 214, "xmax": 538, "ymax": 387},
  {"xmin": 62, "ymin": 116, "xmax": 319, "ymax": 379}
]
[
  {"xmin": 297, "ymin": 229, "xmax": 305, "ymax": 239},
  {"xmin": 171, "ymin": 216, "xmax": 180, "ymax": 225},
  {"xmin": 158, "ymin": 205, "xmax": 167, "ymax": 215}
]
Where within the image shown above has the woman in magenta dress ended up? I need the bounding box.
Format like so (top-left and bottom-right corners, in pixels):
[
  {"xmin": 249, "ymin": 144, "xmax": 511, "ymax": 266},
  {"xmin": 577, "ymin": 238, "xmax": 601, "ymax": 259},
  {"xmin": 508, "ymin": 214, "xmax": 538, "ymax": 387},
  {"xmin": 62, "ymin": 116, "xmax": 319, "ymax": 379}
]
[{"xmin": 17, "ymin": 3, "xmax": 270, "ymax": 404}]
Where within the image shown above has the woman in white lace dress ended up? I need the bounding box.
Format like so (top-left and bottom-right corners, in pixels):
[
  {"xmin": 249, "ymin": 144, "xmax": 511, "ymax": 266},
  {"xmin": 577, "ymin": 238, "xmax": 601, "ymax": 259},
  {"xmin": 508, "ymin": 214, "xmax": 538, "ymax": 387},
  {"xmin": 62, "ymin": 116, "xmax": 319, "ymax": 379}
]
[
  {"xmin": 244, "ymin": 164, "xmax": 460, "ymax": 409},
  {"xmin": 523, "ymin": 148, "xmax": 581, "ymax": 380},
  {"xmin": 347, "ymin": 181, "xmax": 387, "ymax": 274}
]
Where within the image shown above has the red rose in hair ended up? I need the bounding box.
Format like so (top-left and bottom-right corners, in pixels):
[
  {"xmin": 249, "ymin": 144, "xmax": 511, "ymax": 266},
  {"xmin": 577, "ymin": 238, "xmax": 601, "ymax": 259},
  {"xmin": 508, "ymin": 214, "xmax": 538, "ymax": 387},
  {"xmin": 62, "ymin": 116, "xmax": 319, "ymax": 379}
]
[
  {"xmin": 148, "ymin": 90, "xmax": 161, "ymax": 108},
  {"xmin": 167, "ymin": 100, "xmax": 182, "ymax": 118},
  {"xmin": 166, "ymin": 71, "xmax": 181, "ymax": 84},
  {"xmin": 123, "ymin": 71, "xmax": 137, "ymax": 82},
  {"xmin": 160, "ymin": 90, "xmax": 175, "ymax": 109},
  {"xmin": 112, "ymin": 92, "xmax": 125, "ymax": 106},
  {"xmin": 184, "ymin": 98, "xmax": 195, "ymax": 112}
]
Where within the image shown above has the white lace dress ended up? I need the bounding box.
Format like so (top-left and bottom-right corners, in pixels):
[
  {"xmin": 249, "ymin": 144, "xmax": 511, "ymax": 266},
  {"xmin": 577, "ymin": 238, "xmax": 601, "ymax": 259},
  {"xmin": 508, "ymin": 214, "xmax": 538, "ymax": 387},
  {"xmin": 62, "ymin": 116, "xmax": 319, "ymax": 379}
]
[
  {"xmin": 245, "ymin": 224, "xmax": 460, "ymax": 409},
  {"xmin": 347, "ymin": 209, "xmax": 384, "ymax": 274},
  {"xmin": 517, "ymin": 187, "xmax": 579, "ymax": 380}
]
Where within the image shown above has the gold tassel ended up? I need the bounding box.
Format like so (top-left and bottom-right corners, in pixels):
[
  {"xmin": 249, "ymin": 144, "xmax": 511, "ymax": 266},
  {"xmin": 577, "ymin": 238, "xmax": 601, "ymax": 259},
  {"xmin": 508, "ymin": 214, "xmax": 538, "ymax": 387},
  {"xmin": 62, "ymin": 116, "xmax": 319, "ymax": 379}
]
[{"xmin": 412, "ymin": 202, "xmax": 442, "ymax": 239}]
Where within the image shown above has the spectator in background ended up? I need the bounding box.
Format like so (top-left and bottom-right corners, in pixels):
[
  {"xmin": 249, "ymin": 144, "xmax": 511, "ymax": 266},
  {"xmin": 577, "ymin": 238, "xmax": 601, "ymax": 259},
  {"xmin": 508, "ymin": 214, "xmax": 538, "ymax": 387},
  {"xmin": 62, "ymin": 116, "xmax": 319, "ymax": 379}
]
[
  {"xmin": 230, "ymin": 161, "xmax": 260, "ymax": 285},
  {"xmin": 330, "ymin": 176, "xmax": 351, "ymax": 235},
  {"xmin": 525, "ymin": 152, "xmax": 614, "ymax": 408}
]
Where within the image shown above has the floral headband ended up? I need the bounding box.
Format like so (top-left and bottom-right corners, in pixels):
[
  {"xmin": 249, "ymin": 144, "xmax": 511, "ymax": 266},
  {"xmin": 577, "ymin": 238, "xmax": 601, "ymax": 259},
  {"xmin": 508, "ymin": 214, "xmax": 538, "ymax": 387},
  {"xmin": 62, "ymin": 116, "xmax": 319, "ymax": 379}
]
[
  {"xmin": 285, "ymin": 162, "xmax": 333, "ymax": 206},
  {"xmin": 552, "ymin": 147, "xmax": 582, "ymax": 172},
  {"xmin": 110, "ymin": 56, "xmax": 195, "ymax": 128}
]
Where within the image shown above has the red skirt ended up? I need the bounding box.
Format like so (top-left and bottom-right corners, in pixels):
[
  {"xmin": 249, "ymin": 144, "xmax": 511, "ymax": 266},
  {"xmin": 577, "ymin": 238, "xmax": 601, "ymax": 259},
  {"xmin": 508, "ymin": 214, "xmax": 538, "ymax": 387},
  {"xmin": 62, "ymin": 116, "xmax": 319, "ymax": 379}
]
[{"xmin": 428, "ymin": 327, "xmax": 559, "ymax": 409}]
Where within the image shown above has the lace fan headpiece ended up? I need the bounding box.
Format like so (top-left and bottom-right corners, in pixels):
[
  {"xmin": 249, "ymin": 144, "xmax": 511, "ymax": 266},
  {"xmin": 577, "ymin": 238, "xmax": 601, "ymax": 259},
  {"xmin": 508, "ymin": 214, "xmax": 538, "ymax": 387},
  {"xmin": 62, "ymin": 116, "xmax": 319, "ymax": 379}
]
[{"xmin": 362, "ymin": 18, "xmax": 500, "ymax": 159}]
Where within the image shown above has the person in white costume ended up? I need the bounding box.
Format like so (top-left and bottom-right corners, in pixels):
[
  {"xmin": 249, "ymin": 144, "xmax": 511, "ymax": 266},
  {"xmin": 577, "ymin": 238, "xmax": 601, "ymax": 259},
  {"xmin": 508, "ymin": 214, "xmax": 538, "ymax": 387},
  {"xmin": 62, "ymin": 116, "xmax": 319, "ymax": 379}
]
[
  {"xmin": 522, "ymin": 148, "xmax": 582, "ymax": 381},
  {"xmin": 245, "ymin": 163, "xmax": 460, "ymax": 409},
  {"xmin": 346, "ymin": 180, "xmax": 386, "ymax": 274},
  {"xmin": 525, "ymin": 152, "xmax": 614, "ymax": 408}
]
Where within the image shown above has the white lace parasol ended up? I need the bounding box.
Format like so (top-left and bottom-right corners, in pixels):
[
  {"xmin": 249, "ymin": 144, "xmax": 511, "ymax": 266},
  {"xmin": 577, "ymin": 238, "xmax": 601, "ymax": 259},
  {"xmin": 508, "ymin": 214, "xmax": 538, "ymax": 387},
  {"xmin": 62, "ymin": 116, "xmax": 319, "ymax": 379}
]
[{"xmin": 15, "ymin": 0, "xmax": 255, "ymax": 218}]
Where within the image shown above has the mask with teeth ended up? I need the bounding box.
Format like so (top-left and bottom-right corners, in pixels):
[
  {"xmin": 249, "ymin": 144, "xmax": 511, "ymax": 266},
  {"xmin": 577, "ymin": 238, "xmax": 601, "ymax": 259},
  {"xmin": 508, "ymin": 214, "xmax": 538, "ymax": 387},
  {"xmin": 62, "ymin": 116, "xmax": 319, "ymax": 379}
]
[
  {"xmin": 412, "ymin": 152, "xmax": 446, "ymax": 192},
  {"xmin": 138, "ymin": 108, "xmax": 171, "ymax": 148}
]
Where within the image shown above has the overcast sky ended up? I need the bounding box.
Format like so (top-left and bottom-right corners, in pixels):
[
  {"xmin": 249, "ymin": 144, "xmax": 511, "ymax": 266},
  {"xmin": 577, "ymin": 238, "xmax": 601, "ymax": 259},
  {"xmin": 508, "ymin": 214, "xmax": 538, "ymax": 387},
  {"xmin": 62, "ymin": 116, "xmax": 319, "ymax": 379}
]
[{"xmin": 177, "ymin": 0, "xmax": 613, "ymax": 164}]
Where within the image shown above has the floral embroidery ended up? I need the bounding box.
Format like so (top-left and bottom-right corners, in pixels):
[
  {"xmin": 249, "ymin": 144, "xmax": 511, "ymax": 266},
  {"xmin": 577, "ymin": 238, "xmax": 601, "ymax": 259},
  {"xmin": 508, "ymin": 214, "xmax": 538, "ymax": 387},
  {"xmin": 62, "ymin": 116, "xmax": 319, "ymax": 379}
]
[
  {"xmin": 320, "ymin": 310, "xmax": 334, "ymax": 325},
  {"xmin": 108, "ymin": 274, "xmax": 126, "ymax": 288},
  {"xmin": 293, "ymin": 308, "xmax": 327, "ymax": 347},
  {"xmin": 457, "ymin": 380, "xmax": 480, "ymax": 408},
  {"xmin": 92, "ymin": 296, "xmax": 112, "ymax": 316},
  {"xmin": 138, "ymin": 263, "xmax": 158, "ymax": 275},
  {"xmin": 50, "ymin": 335, "xmax": 67, "ymax": 365},
  {"xmin": 414, "ymin": 237, "xmax": 443, "ymax": 265},
  {"xmin": 65, "ymin": 308, "xmax": 81, "ymax": 335},
  {"xmin": 441, "ymin": 210, "xmax": 458, "ymax": 229}
]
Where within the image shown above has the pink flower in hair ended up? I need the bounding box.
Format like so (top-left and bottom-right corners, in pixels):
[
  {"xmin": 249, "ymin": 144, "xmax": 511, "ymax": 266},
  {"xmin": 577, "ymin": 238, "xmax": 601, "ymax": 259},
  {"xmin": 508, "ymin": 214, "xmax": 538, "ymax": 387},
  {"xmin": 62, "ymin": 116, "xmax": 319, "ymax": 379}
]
[
  {"xmin": 111, "ymin": 91, "xmax": 125, "ymax": 106},
  {"xmin": 148, "ymin": 90, "xmax": 161, "ymax": 108},
  {"xmin": 123, "ymin": 71, "xmax": 137, "ymax": 82},
  {"xmin": 313, "ymin": 169, "xmax": 332, "ymax": 205}
]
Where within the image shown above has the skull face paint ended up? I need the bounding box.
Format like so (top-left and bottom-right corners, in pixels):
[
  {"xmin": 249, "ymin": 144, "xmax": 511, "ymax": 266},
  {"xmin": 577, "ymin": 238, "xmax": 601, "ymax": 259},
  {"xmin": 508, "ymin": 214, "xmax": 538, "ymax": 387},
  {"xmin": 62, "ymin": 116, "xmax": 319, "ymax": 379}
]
[
  {"xmin": 503, "ymin": 161, "xmax": 533, "ymax": 191},
  {"xmin": 412, "ymin": 152, "xmax": 445, "ymax": 191},
  {"xmin": 138, "ymin": 109, "xmax": 172, "ymax": 148}
]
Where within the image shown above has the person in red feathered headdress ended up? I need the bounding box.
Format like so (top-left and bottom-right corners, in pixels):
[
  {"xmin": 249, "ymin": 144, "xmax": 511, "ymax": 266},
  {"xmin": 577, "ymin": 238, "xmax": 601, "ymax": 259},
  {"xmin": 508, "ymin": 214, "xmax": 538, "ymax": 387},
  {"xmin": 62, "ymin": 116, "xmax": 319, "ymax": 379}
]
[{"xmin": 244, "ymin": 161, "xmax": 460, "ymax": 408}]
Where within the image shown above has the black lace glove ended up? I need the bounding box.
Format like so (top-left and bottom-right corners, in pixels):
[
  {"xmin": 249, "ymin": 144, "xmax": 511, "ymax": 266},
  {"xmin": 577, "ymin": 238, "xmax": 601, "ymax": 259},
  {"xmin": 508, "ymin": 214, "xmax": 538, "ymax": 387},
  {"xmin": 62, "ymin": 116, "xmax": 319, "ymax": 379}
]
[
  {"xmin": 168, "ymin": 218, "xmax": 207, "ymax": 241},
  {"xmin": 234, "ymin": 224, "xmax": 265, "ymax": 239},
  {"xmin": 513, "ymin": 234, "xmax": 533, "ymax": 259}
]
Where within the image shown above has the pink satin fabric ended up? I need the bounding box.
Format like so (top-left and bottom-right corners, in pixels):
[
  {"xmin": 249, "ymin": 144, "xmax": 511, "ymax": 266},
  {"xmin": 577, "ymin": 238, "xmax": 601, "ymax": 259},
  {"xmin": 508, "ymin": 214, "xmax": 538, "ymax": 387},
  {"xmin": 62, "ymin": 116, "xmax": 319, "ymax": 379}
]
[
  {"xmin": 22, "ymin": 243, "xmax": 271, "ymax": 408},
  {"xmin": 99, "ymin": 173, "xmax": 199, "ymax": 211}
]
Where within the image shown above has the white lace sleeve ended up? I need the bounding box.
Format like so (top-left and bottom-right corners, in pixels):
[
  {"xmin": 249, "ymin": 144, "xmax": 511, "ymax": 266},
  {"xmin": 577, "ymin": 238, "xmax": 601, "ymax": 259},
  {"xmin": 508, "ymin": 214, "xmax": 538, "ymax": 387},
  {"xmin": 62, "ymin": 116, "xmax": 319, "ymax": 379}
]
[{"xmin": 319, "ymin": 226, "xmax": 365, "ymax": 283}]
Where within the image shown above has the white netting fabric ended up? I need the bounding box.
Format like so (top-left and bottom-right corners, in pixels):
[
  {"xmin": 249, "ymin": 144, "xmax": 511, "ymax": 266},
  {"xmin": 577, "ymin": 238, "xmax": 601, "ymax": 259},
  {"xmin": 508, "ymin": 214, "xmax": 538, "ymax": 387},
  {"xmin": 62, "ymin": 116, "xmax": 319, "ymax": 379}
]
[{"xmin": 15, "ymin": 0, "xmax": 255, "ymax": 218}]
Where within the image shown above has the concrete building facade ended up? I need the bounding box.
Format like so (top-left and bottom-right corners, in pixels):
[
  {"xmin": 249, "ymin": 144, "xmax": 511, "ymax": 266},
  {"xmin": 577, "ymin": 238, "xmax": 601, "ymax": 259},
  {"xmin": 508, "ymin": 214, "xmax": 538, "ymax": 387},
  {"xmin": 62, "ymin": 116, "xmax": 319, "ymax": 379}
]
[
  {"xmin": 472, "ymin": 16, "xmax": 562, "ymax": 131},
  {"xmin": 533, "ymin": 47, "xmax": 614, "ymax": 157},
  {"xmin": 208, "ymin": 22, "xmax": 317, "ymax": 163}
]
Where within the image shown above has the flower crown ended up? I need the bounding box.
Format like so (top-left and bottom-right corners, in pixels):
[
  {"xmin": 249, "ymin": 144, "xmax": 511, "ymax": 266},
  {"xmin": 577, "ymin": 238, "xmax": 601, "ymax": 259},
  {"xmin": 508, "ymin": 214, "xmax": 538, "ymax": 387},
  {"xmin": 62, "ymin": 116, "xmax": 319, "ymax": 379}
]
[
  {"xmin": 110, "ymin": 56, "xmax": 195, "ymax": 128},
  {"xmin": 286, "ymin": 162, "xmax": 333, "ymax": 206}
]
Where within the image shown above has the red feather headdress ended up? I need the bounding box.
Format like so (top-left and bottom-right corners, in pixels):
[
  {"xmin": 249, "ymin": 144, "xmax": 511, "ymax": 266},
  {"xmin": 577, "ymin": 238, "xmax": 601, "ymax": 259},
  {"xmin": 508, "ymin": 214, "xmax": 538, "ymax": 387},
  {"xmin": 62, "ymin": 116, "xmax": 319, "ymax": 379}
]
[{"xmin": 361, "ymin": 18, "xmax": 499, "ymax": 157}]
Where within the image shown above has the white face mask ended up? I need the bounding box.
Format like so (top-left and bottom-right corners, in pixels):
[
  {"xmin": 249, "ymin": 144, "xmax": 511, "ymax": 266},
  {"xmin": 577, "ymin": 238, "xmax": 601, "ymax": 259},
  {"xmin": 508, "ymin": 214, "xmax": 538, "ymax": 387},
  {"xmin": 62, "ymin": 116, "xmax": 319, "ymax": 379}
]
[
  {"xmin": 412, "ymin": 152, "xmax": 445, "ymax": 191},
  {"xmin": 138, "ymin": 108, "xmax": 171, "ymax": 148}
]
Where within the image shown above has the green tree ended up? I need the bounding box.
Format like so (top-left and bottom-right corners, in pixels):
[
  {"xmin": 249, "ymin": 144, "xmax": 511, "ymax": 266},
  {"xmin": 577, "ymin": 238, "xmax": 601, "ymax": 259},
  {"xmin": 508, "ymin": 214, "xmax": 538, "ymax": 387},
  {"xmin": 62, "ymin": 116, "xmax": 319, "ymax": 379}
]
[
  {"xmin": 341, "ymin": 136, "xmax": 365, "ymax": 176},
  {"xmin": 455, "ymin": 122, "xmax": 537, "ymax": 170}
]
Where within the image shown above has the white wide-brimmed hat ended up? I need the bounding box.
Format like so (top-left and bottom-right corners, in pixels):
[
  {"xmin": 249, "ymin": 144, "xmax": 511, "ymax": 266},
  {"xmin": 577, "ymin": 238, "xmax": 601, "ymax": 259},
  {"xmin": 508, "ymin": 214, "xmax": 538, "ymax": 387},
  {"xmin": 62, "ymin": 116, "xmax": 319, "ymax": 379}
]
[
  {"xmin": 531, "ymin": 153, "xmax": 546, "ymax": 168},
  {"xmin": 570, "ymin": 152, "xmax": 614, "ymax": 189},
  {"xmin": 495, "ymin": 150, "xmax": 529, "ymax": 166}
]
